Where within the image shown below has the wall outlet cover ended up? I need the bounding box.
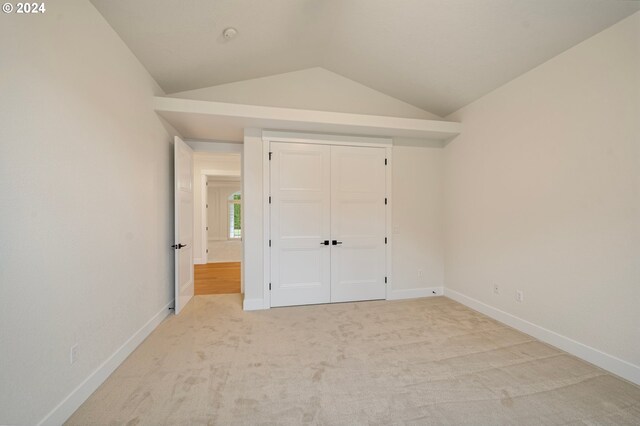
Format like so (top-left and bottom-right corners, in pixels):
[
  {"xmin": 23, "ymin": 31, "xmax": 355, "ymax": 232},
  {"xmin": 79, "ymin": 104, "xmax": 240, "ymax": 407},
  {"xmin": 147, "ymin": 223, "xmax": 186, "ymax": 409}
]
[{"xmin": 70, "ymin": 344, "xmax": 79, "ymax": 365}]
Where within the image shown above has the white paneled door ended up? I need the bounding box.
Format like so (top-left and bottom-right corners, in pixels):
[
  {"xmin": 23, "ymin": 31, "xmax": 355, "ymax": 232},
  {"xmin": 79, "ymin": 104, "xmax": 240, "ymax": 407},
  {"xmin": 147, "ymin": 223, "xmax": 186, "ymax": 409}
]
[
  {"xmin": 330, "ymin": 145, "xmax": 386, "ymax": 302},
  {"xmin": 269, "ymin": 142, "xmax": 387, "ymax": 307},
  {"xmin": 270, "ymin": 143, "xmax": 332, "ymax": 307},
  {"xmin": 174, "ymin": 136, "xmax": 194, "ymax": 314}
]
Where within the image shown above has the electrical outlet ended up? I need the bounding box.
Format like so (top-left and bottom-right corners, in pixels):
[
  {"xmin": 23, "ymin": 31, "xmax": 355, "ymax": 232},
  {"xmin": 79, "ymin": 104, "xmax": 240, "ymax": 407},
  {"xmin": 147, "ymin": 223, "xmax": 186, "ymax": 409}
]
[
  {"xmin": 70, "ymin": 344, "xmax": 78, "ymax": 365},
  {"xmin": 493, "ymin": 284, "xmax": 500, "ymax": 295},
  {"xmin": 515, "ymin": 290, "xmax": 524, "ymax": 303}
]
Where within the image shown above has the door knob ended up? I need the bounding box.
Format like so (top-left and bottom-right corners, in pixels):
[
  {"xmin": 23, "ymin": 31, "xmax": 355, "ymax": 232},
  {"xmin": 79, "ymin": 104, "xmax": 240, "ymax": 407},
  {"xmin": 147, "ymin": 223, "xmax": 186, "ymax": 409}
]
[
  {"xmin": 332, "ymin": 240, "xmax": 343, "ymax": 245},
  {"xmin": 320, "ymin": 240, "xmax": 330, "ymax": 246},
  {"xmin": 171, "ymin": 243, "xmax": 187, "ymax": 249}
]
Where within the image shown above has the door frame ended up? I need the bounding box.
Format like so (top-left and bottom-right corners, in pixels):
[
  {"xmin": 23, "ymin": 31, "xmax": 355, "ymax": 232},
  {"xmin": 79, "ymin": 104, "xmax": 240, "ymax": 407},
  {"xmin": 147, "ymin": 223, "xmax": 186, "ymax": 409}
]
[
  {"xmin": 261, "ymin": 130, "xmax": 393, "ymax": 309},
  {"xmin": 188, "ymin": 141, "xmax": 243, "ymax": 293}
]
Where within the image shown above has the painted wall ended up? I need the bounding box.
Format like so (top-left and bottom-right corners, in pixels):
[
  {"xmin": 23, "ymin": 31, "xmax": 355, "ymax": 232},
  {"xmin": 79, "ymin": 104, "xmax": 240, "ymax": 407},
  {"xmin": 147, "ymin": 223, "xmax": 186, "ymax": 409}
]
[
  {"xmin": 392, "ymin": 139, "xmax": 444, "ymax": 295},
  {"xmin": 242, "ymin": 129, "xmax": 265, "ymax": 306},
  {"xmin": 444, "ymin": 12, "xmax": 640, "ymax": 371},
  {"xmin": 242, "ymin": 132, "xmax": 445, "ymax": 308},
  {"xmin": 207, "ymin": 182, "xmax": 241, "ymax": 241},
  {"xmin": 192, "ymin": 153, "xmax": 241, "ymax": 263},
  {"xmin": 0, "ymin": 0, "xmax": 175, "ymax": 424},
  {"xmin": 170, "ymin": 67, "xmax": 442, "ymax": 120}
]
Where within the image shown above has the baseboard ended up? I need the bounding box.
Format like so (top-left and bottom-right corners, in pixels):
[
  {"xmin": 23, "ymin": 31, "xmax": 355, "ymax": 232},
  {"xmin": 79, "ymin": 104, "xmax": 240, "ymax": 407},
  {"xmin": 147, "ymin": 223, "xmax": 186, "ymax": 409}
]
[
  {"xmin": 243, "ymin": 288, "xmax": 444, "ymax": 309},
  {"xmin": 38, "ymin": 300, "xmax": 174, "ymax": 426},
  {"xmin": 388, "ymin": 286, "xmax": 443, "ymax": 300},
  {"xmin": 243, "ymin": 297, "xmax": 267, "ymax": 311},
  {"xmin": 193, "ymin": 257, "xmax": 205, "ymax": 265},
  {"xmin": 444, "ymin": 288, "xmax": 640, "ymax": 386}
]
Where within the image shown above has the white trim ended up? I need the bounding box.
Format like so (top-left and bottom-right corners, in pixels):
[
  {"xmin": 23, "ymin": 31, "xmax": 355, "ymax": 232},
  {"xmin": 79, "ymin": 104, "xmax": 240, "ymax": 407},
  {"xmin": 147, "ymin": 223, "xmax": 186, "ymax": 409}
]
[
  {"xmin": 262, "ymin": 139, "xmax": 271, "ymax": 309},
  {"xmin": 240, "ymin": 137, "xmax": 246, "ymax": 295},
  {"xmin": 186, "ymin": 140, "xmax": 243, "ymax": 153},
  {"xmin": 200, "ymin": 169, "xmax": 241, "ymax": 177},
  {"xmin": 38, "ymin": 300, "xmax": 174, "ymax": 426},
  {"xmin": 384, "ymin": 146, "xmax": 393, "ymax": 299},
  {"xmin": 155, "ymin": 96, "xmax": 462, "ymax": 141},
  {"xmin": 388, "ymin": 287, "xmax": 443, "ymax": 300},
  {"xmin": 243, "ymin": 297, "xmax": 266, "ymax": 311},
  {"xmin": 193, "ymin": 257, "xmax": 205, "ymax": 265},
  {"xmin": 444, "ymin": 288, "xmax": 640, "ymax": 386},
  {"xmin": 263, "ymin": 130, "xmax": 392, "ymax": 147},
  {"xmin": 200, "ymin": 174, "xmax": 208, "ymax": 264}
]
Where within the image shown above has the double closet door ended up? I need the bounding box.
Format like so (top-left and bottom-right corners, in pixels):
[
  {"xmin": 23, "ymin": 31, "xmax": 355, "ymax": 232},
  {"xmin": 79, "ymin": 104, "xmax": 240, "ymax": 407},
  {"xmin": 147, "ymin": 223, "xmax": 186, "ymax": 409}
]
[{"xmin": 270, "ymin": 142, "xmax": 387, "ymax": 307}]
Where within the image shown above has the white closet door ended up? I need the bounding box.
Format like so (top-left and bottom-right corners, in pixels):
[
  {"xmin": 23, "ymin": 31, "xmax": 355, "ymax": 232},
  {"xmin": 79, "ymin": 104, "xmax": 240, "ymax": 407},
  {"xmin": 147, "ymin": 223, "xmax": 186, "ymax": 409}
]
[
  {"xmin": 270, "ymin": 142, "xmax": 331, "ymax": 307},
  {"xmin": 330, "ymin": 145, "xmax": 387, "ymax": 303}
]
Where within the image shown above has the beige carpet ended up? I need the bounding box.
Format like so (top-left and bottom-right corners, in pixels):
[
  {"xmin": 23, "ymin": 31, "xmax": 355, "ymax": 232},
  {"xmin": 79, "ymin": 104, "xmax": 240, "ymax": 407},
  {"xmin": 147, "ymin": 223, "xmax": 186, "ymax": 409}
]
[{"xmin": 66, "ymin": 295, "xmax": 640, "ymax": 425}]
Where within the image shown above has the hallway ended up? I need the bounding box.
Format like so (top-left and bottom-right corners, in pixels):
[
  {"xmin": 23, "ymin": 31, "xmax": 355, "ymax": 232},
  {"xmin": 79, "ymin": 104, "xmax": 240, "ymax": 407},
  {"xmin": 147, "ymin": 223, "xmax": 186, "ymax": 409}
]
[{"xmin": 194, "ymin": 262, "xmax": 241, "ymax": 295}]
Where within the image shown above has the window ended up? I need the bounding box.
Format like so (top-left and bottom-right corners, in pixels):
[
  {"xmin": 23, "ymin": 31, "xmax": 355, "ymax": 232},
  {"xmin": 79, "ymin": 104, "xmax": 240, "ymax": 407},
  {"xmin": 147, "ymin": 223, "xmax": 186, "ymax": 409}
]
[{"xmin": 228, "ymin": 191, "xmax": 241, "ymax": 239}]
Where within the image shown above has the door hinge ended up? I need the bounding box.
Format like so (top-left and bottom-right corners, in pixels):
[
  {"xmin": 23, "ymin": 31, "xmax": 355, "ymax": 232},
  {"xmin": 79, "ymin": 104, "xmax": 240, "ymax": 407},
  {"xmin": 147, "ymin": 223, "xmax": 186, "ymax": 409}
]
[
  {"xmin": 385, "ymin": 158, "xmax": 388, "ymax": 165},
  {"xmin": 206, "ymin": 226, "xmax": 208, "ymax": 231},
  {"xmin": 384, "ymin": 198, "xmax": 388, "ymax": 205},
  {"xmin": 269, "ymin": 196, "xmax": 271, "ymax": 204},
  {"xmin": 385, "ymin": 276, "xmax": 388, "ymax": 284},
  {"xmin": 269, "ymin": 283, "xmax": 272, "ymax": 290},
  {"xmin": 385, "ymin": 237, "xmax": 387, "ymax": 244},
  {"xmin": 206, "ymin": 182, "xmax": 208, "ymax": 186},
  {"xmin": 269, "ymin": 239, "xmax": 271, "ymax": 247},
  {"xmin": 206, "ymin": 249, "xmax": 209, "ymax": 253},
  {"xmin": 269, "ymin": 152, "xmax": 273, "ymax": 160},
  {"xmin": 206, "ymin": 204, "xmax": 208, "ymax": 208}
]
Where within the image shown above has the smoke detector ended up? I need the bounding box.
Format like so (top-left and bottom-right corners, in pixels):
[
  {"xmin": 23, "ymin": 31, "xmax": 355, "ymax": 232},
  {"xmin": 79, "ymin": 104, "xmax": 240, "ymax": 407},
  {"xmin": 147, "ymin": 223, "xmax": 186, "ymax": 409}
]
[{"xmin": 223, "ymin": 27, "xmax": 238, "ymax": 40}]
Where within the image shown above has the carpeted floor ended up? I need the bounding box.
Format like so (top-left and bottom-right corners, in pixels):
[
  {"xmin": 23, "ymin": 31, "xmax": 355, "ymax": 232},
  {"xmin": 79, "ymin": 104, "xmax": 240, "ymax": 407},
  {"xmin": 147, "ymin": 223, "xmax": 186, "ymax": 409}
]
[{"xmin": 66, "ymin": 295, "xmax": 640, "ymax": 425}]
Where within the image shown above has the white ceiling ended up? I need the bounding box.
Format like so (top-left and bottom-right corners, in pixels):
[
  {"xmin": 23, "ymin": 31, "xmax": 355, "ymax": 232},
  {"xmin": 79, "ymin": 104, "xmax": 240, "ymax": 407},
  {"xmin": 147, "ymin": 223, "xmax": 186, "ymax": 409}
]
[{"xmin": 91, "ymin": 0, "xmax": 640, "ymax": 116}]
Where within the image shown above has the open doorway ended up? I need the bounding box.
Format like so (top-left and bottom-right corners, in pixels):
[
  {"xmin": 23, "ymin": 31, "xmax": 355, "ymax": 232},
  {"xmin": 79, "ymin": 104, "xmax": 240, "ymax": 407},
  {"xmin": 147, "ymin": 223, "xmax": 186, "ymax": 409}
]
[
  {"xmin": 205, "ymin": 181, "xmax": 241, "ymax": 264},
  {"xmin": 192, "ymin": 151, "xmax": 242, "ymax": 296}
]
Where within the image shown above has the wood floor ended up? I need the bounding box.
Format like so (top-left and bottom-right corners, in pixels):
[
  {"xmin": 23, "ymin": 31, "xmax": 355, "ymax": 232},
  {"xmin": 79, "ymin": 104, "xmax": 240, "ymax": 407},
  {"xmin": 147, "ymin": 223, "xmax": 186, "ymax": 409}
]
[{"xmin": 194, "ymin": 262, "xmax": 240, "ymax": 295}]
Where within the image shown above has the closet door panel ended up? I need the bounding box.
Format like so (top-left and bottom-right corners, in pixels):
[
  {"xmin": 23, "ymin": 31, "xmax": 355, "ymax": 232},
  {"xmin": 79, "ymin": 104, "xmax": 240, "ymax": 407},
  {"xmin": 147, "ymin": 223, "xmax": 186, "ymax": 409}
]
[
  {"xmin": 330, "ymin": 145, "xmax": 387, "ymax": 303},
  {"xmin": 270, "ymin": 142, "xmax": 331, "ymax": 307}
]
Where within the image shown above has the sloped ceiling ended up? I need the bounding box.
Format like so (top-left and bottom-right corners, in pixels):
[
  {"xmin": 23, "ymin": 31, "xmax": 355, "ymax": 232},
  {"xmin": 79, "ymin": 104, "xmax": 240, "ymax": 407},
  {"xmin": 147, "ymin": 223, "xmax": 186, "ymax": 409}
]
[
  {"xmin": 91, "ymin": 0, "xmax": 640, "ymax": 116},
  {"xmin": 169, "ymin": 68, "xmax": 443, "ymax": 119}
]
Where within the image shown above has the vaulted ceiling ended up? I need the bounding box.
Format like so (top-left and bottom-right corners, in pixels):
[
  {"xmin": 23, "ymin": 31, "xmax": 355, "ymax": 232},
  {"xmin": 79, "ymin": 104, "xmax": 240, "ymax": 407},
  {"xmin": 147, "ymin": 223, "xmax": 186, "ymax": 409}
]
[{"xmin": 91, "ymin": 0, "xmax": 640, "ymax": 117}]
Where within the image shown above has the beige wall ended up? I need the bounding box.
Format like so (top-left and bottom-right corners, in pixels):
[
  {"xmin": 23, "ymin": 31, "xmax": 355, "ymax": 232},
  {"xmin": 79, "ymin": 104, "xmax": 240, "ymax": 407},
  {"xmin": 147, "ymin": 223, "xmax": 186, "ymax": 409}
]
[
  {"xmin": 0, "ymin": 0, "xmax": 175, "ymax": 424},
  {"xmin": 242, "ymin": 129, "xmax": 265, "ymax": 304},
  {"xmin": 444, "ymin": 12, "xmax": 640, "ymax": 368},
  {"xmin": 392, "ymin": 140, "xmax": 444, "ymax": 293}
]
